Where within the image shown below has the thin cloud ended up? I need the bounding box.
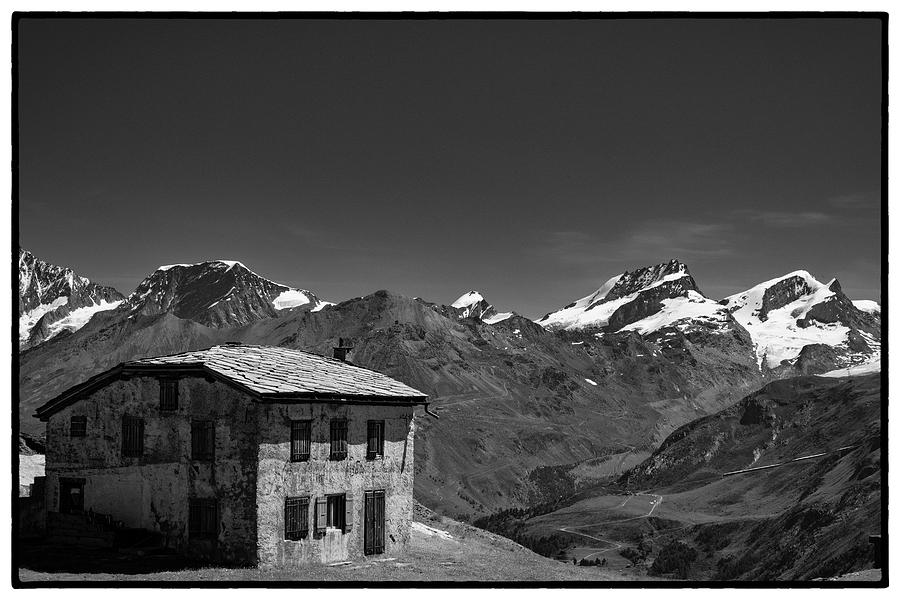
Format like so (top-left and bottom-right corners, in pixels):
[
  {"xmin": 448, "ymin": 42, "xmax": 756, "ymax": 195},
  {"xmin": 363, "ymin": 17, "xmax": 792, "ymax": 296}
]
[
  {"xmin": 734, "ymin": 209, "xmax": 833, "ymax": 228},
  {"xmin": 537, "ymin": 220, "xmax": 735, "ymax": 269}
]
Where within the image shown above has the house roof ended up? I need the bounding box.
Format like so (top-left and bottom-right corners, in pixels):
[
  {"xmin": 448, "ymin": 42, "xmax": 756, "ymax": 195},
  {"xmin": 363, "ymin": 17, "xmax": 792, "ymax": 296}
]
[{"xmin": 35, "ymin": 343, "xmax": 428, "ymax": 420}]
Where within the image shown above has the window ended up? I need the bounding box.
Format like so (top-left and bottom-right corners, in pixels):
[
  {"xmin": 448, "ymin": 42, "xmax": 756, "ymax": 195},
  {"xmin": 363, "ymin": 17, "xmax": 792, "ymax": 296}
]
[
  {"xmin": 159, "ymin": 379, "xmax": 178, "ymax": 411},
  {"xmin": 329, "ymin": 419, "xmax": 348, "ymax": 460},
  {"xmin": 290, "ymin": 420, "xmax": 311, "ymax": 462},
  {"xmin": 364, "ymin": 490, "xmax": 386, "ymax": 555},
  {"xmin": 366, "ymin": 420, "xmax": 384, "ymax": 459},
  {"xmin": 284, "ymin": 497, "xmax": 309, "ymax": 540},
  {"xmin": 314, "ymin": 494, "xmax": 353, "ymax": 534},
  {"xmin": 188, "ymin": 498, "xmax": 218, "ymax": 538},
  {"xmin": 70, "ymin": 415, "xmax": 87, "ymax": 438},
  {"xmin": 122, "ymin": 416, "xmax": 144, "ymax": 457},
  {"xmin": 191, "ymin": 420, "xmax": 215, "ymax": 461}
]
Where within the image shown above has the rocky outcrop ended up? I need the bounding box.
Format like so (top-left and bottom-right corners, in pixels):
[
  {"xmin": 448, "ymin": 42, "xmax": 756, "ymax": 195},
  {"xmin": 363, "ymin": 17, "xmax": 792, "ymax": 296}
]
[
  {"xmin": 793, "ymin": 344, "xmax": 841, "ymax": 375},
  {"xmin": 797, "ymin": 280, "xmax": 881, "ymax": 338},
  {"xmin": 605, "ymin": 276, "xmax": 703, "ymax": 331},
  {"xmin": 759, "ymin": 275, "xmax": 812, "ymax": 321}
]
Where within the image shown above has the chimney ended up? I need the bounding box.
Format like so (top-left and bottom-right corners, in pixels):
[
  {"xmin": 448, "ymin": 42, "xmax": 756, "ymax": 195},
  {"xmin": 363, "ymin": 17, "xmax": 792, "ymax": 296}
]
[{"xmin": 333, "ymin": 337, "xmax": 353, "ymax": 362}]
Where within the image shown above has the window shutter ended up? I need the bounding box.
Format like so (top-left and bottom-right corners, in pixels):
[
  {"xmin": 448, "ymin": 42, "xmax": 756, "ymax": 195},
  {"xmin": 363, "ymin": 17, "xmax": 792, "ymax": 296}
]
[
  {"xmin": 315, "ymin": 498, "xmax": 327, "ymax": 534},
  {"xmin": 344, "ymin": 496, "xmax": 354, "ymax": 533}
]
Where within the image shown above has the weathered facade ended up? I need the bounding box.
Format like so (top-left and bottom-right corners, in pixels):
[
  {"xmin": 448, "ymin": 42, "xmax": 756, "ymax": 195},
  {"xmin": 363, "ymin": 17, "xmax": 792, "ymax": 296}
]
[{"xmin": 36, "ymin": 344, "xmax": 427, "ymax": 567}]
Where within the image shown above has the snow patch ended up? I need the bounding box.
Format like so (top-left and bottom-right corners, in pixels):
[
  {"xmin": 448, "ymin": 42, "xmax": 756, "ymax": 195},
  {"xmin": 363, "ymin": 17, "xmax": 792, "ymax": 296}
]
[
  {"xmin": 272, "ymin": 289, "xmax": 311, "ymax": 310},
  {"xmin": 19, "ymin": 296, "xmax": 68, "ymax": 342},
  {"xmin": 820, "ymin": 356, "xmax": 881, "ymax": 378},
  {"xmin": 584, "ymin": 378, "xmax": 598, "ymax": 386},
  {"xmin": 411, "ymin": 521, "xmax": 454, "ymax": 540},
  {"xmin": 618, "ymin": 291, "xmax": 729, "ymax": 335},
  {"xmin": 853, "ymin": 300, "xmax": 880, "ymax": 315},
  {"xmin": 45, "ymin": 300, "xmax": 124, "ymax": 339},
  {"xmin": 484, "ymin": 311, "xmax": 513, "ymax": 324},
  {"xmin": 452, "ymin": 291, "xmax": 484, "ymax": 308},
  {"xmin": 311, "ymin": 301, "xmax": 335, "ymax": 312}
]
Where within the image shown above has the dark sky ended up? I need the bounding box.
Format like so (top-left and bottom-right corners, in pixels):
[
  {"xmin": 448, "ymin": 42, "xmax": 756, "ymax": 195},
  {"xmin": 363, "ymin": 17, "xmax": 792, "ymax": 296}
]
[{"xmin": 17, "ymin": 17, "xmax": 883, "ymax": 318}]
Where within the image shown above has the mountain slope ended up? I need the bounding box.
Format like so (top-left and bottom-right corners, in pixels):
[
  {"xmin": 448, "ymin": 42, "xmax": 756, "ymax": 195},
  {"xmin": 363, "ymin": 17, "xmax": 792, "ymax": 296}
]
[
  {"xmin": 19, "ymin": 248, "xmax": 125, "ymax": 348},
  {"xmin": 123, "ymin": 260, "xmax": 327, "ymax": 327}
]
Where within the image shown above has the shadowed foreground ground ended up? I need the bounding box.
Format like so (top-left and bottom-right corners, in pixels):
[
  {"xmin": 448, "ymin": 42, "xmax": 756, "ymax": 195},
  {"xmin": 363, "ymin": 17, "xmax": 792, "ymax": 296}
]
[{"xmin": 18, "ymin": 509, "xmax": 655, "ymax": 583}]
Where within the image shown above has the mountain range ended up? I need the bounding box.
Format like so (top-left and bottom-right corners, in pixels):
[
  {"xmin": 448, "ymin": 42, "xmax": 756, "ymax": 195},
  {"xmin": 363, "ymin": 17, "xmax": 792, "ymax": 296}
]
[{"xmin": 17, "ymin": 249, "xmax": 881, "ymax": 524}]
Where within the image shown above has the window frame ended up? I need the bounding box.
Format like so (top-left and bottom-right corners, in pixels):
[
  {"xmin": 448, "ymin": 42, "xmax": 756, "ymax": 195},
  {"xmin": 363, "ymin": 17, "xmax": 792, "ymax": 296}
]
[
  {"xmin": 366, "ymin": 420, "xmax": 385, "ymax": 460},
  {"xmin": 284, "ymin": 496, "xmax": 310, "ymax": 540},
  {"xmin": 159, "ymin": 378, "xmax": 178, "ymax": 412},
  {"xmin": 329, "ymin": 418, "xmax": 348, "ymax": 461},
  {"xmin": 121, "ymin": 415, "xmax": 144, "ymax": 458},
  {"xmin": 70, "ymin": 415, "xmax": 87, "ymax": 438},
  {"xmin": 326, "ymin": 493, "xmax": 346, "ymax": 531},
  {"xmin": 188, "ymin": 498, "xmax": 218, "ymax": 539},
  {"xmin": 290, "ymin": 420, "xmax": 311, "ymax": 462},
  {"xmin": 191, "ymin": 420, "xmax": 215, "ymax": 462}
]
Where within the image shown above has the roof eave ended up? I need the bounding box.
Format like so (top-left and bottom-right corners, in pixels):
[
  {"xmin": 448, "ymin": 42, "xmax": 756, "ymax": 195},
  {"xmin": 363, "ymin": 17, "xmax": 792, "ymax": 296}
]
[{"xmin": 256, "ymin": 392, "xmax": 429, "ymax": 405}]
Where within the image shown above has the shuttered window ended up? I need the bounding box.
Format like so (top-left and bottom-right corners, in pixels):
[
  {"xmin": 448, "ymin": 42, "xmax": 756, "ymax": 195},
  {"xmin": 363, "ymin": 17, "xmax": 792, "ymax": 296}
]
[
  {"xmin": 329, "ymin": 419, "xmax": 348, "ymax": 460},
  {"xmin": 290, "ymin": 420, "xmax": 311, "ymax": 462},
  {"xmin": 315, "ymin": 493, "xmax": 353, "ymax": 534},
  {"xmin": 284, "ymin": 497, "xmax": 309, "ymax": 540},
  {"xmin": 364, "ymin": 490, "xmax": 385, "ymax": 555},
  {"xmin": 122, "ymin": 416, "xmax": 144, "ymax": 457},
  {"xmin": 70, "ymin": 415, "xmax": 87, "ymax": 438},
  {"xmin": 159, "ymin": 379, "xmax": 178, "ymax": 411},
  {"xmin": 189, "ymin": 498, "xmax": 218, "ymax": 538},
  {"xmin": 366, "ymin": 420, "xmax": 384, "ymax": 459},
  {"xmin": 191, "ymin": 420, "xmax": 215, "ymax": 461}
]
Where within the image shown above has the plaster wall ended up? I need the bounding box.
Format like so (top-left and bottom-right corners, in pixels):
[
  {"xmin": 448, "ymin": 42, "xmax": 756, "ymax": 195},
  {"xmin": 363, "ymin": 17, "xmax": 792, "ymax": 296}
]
[
  {"xmin": 44, "ymin": 376, "xmax": 259, "ymax": 563},
  {"xmin": 255, "ymin": 402, "xmax": 415, "ymax": 568}
]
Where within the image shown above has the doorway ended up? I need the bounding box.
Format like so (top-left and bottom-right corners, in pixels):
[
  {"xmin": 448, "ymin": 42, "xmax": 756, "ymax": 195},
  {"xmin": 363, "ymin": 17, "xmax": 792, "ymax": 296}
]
[
  {"xmin": 59, "ymin": 478, "xmax": 85, "ymax": 514},
  {"xmin": 364, "ymin": 489, "xmax": 385, "ymax": 555}
]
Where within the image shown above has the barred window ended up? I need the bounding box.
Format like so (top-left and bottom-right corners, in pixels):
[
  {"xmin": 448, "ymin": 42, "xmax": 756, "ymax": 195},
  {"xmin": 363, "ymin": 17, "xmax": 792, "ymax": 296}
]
[
  {"xmin": 284, "ymin": 497, "xmax": 309, "ymax": 540},
  {"xmin": 70, "ymin": 415, "xmax": 87, "ymax": 438},
  {"xmin": 122, "ymin": 416, "xmax": 144, "ymax": 457},
  {"xmin": 329, "ymin": 419, "xmax": 348, "ymax": 460},
  {"xmin": 191, "ymin": 420, "xmax": 215, "ymax": 461},
  {"xmin": 189, "ymin": 498, "xmax": 217, "ymax": 538},
  {"xmin": 290, "ymin": 420, "xmax": 311, "ymax": 462},
  {"xmin": 366, "ymin": 420, "xmax": 384, "ymax": 459},
  {"xmin": 159, "ymin": 379, "xmax": 178, "ymax": 411}
]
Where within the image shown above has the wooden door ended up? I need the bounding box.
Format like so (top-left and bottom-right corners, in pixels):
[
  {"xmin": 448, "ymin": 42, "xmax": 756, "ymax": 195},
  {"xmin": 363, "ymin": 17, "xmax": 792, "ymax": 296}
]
[{"xmin": 364, "ymin": 490, "xmax": 385, "ymax": 555}]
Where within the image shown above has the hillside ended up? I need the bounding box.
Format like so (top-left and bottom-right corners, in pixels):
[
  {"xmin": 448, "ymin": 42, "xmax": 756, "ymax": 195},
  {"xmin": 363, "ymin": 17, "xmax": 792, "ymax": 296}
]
[{"xmin": 496, "ymin": 373, "xmax": 882, "ymax": 581}]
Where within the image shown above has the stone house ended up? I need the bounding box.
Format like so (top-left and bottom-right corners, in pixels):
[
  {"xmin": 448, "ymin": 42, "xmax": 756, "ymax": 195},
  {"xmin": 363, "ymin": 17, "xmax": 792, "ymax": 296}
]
[{"xmin": 34, "ymin": 343, "xmax": 428, "ymax": 566}]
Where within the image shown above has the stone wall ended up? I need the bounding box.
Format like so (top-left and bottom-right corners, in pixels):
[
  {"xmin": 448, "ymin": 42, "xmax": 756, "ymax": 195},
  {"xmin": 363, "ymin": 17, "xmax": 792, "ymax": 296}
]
[
  {"xmin": 256, "ymin": 402, "xmax": 415, "ymax": 567},
  {"xmin": 44, "ymin": 376, "xmax": 259, "ymax": 564}
]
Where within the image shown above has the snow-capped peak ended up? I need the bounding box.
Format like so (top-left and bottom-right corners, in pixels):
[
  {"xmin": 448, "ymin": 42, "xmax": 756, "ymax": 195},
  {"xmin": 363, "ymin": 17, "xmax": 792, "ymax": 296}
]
[
  {"xmin": 537, "ymin": 259, "xmax": 700, "ymax": 331},
  {"xmin": 450, "ymin": 290, "xmax": 513, "ymax": 324},
  {"xmin": 722, "ymin": 270, "xmax": 871, "ymax": 369},
  {"xmin": 452, "ymin": 291, "xmax": 485, "ymax": 308},
  {"xmin": 18, "ymin": 248, "xmax": 125, "ymax": 348},
  {"xmin": 125, "ymin": 259, "xmax": 329, "ymax": 327}
]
